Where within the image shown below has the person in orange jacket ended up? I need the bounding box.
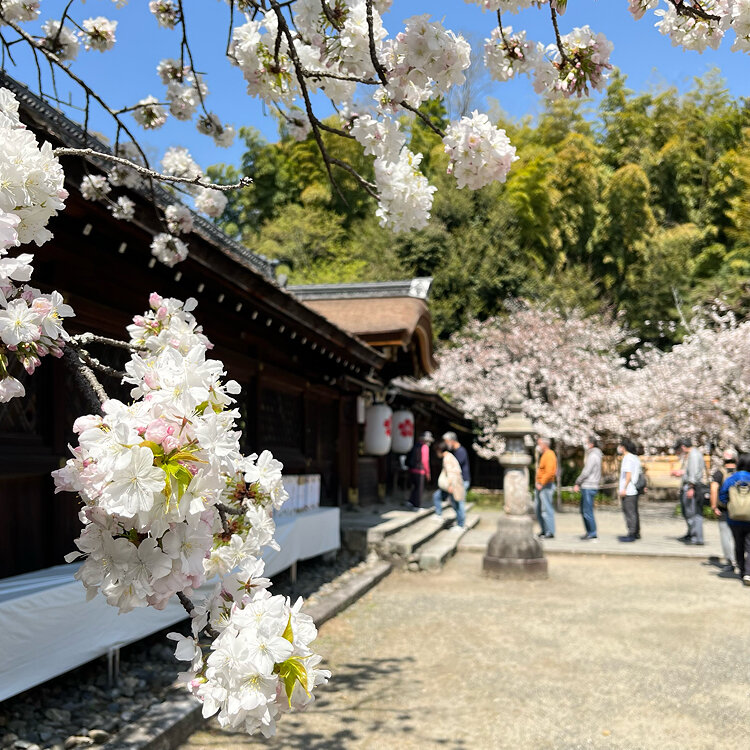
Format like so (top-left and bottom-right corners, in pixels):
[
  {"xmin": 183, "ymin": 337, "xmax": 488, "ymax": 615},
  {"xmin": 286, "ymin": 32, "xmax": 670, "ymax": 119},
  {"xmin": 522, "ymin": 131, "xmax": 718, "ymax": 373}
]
[{"xmin": 535, "ymin": 436, "xmax": 558, "ymax": 539}]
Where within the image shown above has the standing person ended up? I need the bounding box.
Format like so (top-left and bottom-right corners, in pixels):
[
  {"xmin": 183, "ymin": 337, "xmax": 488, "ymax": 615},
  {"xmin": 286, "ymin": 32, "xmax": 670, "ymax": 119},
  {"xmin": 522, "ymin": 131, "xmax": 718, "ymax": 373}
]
[
  {"xmin": 433, "ymin": 440, "xmax": 467, "ymax": 530},
  {"xmin": 718, "ymin": 453, "xmax": 750, "ymax": 586},
  {"xmin": 574, "ymin": 436, "xmax": 602, "ymax": 540},
  {"xmin": 672, "ymin": 437, "xmax": 707, "ymax": 545},
  {"xmin": 535, "ymin": 436, "xmax": 557, "ymax": 539},
  {"xmin": 710, "ymin": 449, "xmax": 738, "ymax": 571},
  {"xmin": 618, "ymin": 437, "xmax": 642, "ymax": 543},
  {"xmin": 442, "ymin": 431, "xmax": 471, "ymax": 497},
  {"xmin": 406, "ymin": 431, "xmax": 433, "ymax": 509}
]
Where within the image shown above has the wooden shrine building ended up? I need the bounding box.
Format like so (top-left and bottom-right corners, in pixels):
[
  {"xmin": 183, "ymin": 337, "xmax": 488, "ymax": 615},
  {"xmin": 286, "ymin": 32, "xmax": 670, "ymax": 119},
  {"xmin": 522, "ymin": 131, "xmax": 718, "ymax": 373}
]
[{"xmin": 0, "ymin": 72, "xmax": 481, "ymax": 580}]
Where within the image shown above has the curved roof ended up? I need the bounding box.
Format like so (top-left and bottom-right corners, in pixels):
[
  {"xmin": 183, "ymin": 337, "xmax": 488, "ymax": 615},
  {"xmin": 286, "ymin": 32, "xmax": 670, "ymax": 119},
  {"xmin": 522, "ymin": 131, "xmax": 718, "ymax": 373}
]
[{"xmin": 290, "ymin": 282, "xmax": 437, "ymax": 377}]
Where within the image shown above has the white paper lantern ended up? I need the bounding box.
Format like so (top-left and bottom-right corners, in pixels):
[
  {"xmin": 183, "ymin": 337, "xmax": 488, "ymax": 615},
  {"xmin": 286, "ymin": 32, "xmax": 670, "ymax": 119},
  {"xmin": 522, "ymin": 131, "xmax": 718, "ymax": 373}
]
[
  {"xmin": 391, "ymin": 409, "xmax": 415, "ymax": 454},
  {"xmin": 364, "ymin": 403, "xmax": 393, "ymax": 456}
]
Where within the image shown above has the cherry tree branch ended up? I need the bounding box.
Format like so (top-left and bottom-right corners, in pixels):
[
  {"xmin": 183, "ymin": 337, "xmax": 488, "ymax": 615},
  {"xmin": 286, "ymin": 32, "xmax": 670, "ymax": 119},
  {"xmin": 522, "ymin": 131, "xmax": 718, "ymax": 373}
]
[
  {"xmin": 176, "ymin": 0, "xmax": 211, "ymax": 118},
  {"xmin": 549, "ymin": 5, "xmax": 570, "ymax": 66},
  {"xmin": 68, "ymin": 342, "xmax": 127, "ymax": 379},
  {"xmin": 62, "ymin": 347, "xmax": 108, "ymax": 411},
  {"xmin": 53, "ymin": 148, "xmax": 253, "ymax": 190},
  {"xmin": 268, "ymin": 0, "xmax": 348, "ymax": 203},
  {"xmin": 364, "ymin": 0, "xmax": 445, "ymax": 138},
  {"xmin": 0, "ymin": 12, "xmax": 153, "ymax": 170},
  {"xmin": 667, "ymin": 0, "xmax": 722, "ymax": 22},
  {"xmin": 216, "ymin": 502, "xmax": 245, "ymax": 515},
  {"xmin": 177, "ymin": 591, "xmax": 195, "ymax": 615},
  {"xmin": 71, "ymin": 333, "xmax": 146, "ymax": 351}
]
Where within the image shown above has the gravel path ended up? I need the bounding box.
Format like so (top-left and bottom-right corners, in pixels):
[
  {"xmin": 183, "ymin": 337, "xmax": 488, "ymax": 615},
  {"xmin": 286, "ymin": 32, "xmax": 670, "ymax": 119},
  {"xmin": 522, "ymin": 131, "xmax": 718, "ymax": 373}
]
[
  {"xmin": 0, "ymin": 552, "xmax": 365, "ymax": 750},
  {"xmin": 180, "ymin": 551, "xmax": 750, "ymax": 750}
]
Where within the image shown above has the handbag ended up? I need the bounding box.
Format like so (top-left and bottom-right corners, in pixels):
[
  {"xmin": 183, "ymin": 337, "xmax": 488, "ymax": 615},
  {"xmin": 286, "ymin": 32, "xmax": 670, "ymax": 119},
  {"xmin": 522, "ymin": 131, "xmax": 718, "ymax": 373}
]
[
  {"xmin": 728, "ymin": 481, "xmax": 750, "ymax": 522},
  {"xmin": 437, "ymin": 470, "xmax": 451, "ymax": 492}
]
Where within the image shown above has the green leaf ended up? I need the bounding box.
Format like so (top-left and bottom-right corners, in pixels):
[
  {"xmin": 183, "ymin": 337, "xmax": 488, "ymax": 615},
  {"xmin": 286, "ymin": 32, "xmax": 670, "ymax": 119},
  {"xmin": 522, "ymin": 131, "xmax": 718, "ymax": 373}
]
[
  {"xmin": 277, "ymin": 656, "xmax": 309, "ymax": 707},
  {"xmin": 162, "ymin": 462, "xmax": 194, "ymax": 505},
  {"xmin": 282, "ymin": 615, "xmax": 294, "ymax": 644},
  {"xmin": 141, "ymin": 441, "xmax": 165, "ymax": 458}
]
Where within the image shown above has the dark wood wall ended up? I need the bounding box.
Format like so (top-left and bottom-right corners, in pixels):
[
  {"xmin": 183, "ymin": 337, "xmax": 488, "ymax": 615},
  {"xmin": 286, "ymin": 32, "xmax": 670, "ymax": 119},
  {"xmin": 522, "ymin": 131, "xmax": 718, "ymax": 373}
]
[{"xmin": 0, "ymin": 190, "xmax": 366, "ymax": 579}]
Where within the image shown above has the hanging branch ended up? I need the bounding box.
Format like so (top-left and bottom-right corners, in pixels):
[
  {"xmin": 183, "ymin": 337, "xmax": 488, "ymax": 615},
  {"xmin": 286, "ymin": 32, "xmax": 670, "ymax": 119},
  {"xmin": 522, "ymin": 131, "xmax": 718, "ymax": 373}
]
[
  {"xmin": 216, "ymin": 502, "xmax": 245, "ymax": 516},
  {"xmin": 61, "ymin": 347, "xmax": 108, "ymax": 413},
  {"xmin": 68, "ymin": 342, "xmax": 127, "ymax": 379},
  {"xmin": 496, "ymin": 11, "xmax": 510, "ymax": 47},
  {"xmin": 53, "ymin": 148, "xmax": 252, "ymax": 191},
  {"xmin": 268, "ymin": 0, "xmax": 350, "ymax": 203},
  {"xmin": 667, "ymin": 0, "xmax": 722, "ymax": 22},
  {"xmin": 176, "ymin": 0, "xmax": 211, "ymax": 118},
  {"xmin": 549, "ymin": 4, "xmax": 570, "ymax": 66},
  {"xmin": 177, "ymin": 591, "xmax": 195, "ymax": 616},
  {"xmin": 0, "ymin": 13, "xmax": 153, "ymax": 171},
  {"xmin": 364, "ymin": 0, "xmax": 445, "ymax": 138},
  {"xmin": 71, "ymin": 333, "xmax": 146, "ymax": 352}
]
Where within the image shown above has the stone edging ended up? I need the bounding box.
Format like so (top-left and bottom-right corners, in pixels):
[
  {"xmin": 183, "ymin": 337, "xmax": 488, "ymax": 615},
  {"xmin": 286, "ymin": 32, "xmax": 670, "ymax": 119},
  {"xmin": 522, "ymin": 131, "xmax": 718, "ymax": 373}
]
[{"xmin": 101, "ymin": 559, "xmax": 393, "ymax": 750}]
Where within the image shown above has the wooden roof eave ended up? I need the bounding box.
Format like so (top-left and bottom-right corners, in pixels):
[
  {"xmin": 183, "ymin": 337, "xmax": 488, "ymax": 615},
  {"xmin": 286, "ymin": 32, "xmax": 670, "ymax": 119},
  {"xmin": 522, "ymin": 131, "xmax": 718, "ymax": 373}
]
[{"xmin": 2, "ymin": 72, "xmax": 386, "ymax": 375}]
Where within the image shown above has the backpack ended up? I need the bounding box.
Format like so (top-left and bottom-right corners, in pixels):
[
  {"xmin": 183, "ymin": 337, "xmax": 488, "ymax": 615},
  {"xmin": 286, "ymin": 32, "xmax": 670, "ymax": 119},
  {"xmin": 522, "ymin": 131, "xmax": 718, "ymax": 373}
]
[
  {"xmin": 405, "ymin": 442, "xmax": 421, "ymax": 470},
  {"xmin": 634, "ymin": 465, "xmax": 647, "ymax": 495},
  {"xmin": 728, "ymin": 481, "xmax": 750, "ymax": 522}
]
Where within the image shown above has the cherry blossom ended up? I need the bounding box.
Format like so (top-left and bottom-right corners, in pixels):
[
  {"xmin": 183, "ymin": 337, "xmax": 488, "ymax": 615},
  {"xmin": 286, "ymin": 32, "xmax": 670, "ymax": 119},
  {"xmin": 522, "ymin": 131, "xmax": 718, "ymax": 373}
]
[
  {"xmin": 80, "ymin": 17, "xmax": 118, "ymax": 52},
  {"xmin": 430, "ymin": 304, "xmax": 634, "ymax": 457},
  {"xmin": 150, "ymin": 233, "xmax": 189, "ymax": 267},
  {"xmin": 443, "ymin": 111, "xmax": 517, "ymax": 190}
]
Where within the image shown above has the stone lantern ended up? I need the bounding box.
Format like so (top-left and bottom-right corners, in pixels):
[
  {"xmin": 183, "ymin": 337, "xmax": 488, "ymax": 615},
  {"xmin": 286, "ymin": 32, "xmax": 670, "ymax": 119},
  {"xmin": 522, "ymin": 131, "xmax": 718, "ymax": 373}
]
[{"xmin": 483, "ymin": 392, "xmax": 548, "ymax": 579}]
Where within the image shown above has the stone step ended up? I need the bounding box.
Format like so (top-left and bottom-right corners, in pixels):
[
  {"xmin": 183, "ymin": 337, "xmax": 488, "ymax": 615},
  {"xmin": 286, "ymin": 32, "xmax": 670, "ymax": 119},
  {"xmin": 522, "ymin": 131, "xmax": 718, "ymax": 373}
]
[
  {"xmin": 385, "ymin": 507, "xmax": 456, "ymax": 560},
  {"xmin": 367, "ymin": 503, "xmax": 447, "ymax": 546},
  {"xmin": 341, "ymin": 502, "xmax": 448, "ymax": 556},
  {"xmin": 418, "ymin": 513, "xmax": 481, "ymax": 571}
]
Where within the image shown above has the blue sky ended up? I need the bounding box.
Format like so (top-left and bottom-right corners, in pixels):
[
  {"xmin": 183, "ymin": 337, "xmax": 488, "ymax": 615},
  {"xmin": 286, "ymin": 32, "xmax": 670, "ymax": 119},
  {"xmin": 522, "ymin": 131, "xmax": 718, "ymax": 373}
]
[{"xmin": 5, "ymin": 0, "xmax": 749, "ymax": 171}]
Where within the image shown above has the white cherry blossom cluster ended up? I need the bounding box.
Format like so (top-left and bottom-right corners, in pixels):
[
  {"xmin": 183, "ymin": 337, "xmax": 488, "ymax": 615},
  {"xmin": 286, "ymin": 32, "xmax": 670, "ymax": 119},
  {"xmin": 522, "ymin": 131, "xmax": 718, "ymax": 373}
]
[
  {"xmin": 195, "ymin": 187, "xmax": 228, "ymax": 218},
  {"xmin": 443, "ymin": 111, "xmax": 517, "ymax": 190},
  {"xmin": 0, "ymin": 278, "xmax": 74, "ymax": 402},
  {"xmin": 654, "ymin": 0, "xmax": 731, "ymax": 51},
  {"xmin": 150, "ymin": 232, "xmax": 189, "ymax": 267},
  {"xmin": 0, "ymin": 88, "xmax": 67, "ymax": 248},
  {"xmin": 171, "ymin": 575, "xmax": 330, "ymax": 737},
  {"xmin": 732, "ymin": 0, "xmax": 750, "ymax": 50},
  {"xmin": 0, "ymin": 87, "xmax": 71, "ymax": 402},
  {"xmin": 349, "ymin": 114, "xmax": 405, "ymax": 163},
  {"xmin": 40, "ymin": 19, "xmax": 81, "ymax": 61},
  {"xmin": 0, "ymin": 1, "xmax": 40, "ymax": 24},
  {"xmin": 628, "ymin": 1, "xmax": 750, "ymax": 55},
  {"xmin": 542, "ymin": 26, "xmax": 614, "ymax": 98},
  {"xmin": 627, "ymin": 0, "xmax": 659, "ymax": 21},
  {"xmin": 484, "ymin": 26, "xmax": 543, "ymax": 82},
  {"xmin": 380, "ymin": 15, "xmax": 471, "ymax": 109},
  {"xmin": 481, "ymin": 22, "xmax": 612, "ymax": 99},
  {"xmin": 52, "ymin": 294, "xmax": 327, "ymax": 730},
  {"xmin": 373, "ymin": 150, "xmax": 436, "ymax": 233},
  {"xmin": 465, "ymin": 0, "xmax": 541, "ymax": 11},
  {"xmin": 165, "ymin": 204, "xmax": 194, "ymax": 235},
  {"xmin": 80, "ymin": 16, "xmax": 118, "ymax": 52},
  {"xmin": 149, "ymin": 0, "xmax": 180, "ymax": 29},
  {"xmin": 133, "ymin": 95, "xmax": 168, "ymax": 130},
  {"xmin": 231, "ymin": 16, "xmax": 296, "ymax": 106}
]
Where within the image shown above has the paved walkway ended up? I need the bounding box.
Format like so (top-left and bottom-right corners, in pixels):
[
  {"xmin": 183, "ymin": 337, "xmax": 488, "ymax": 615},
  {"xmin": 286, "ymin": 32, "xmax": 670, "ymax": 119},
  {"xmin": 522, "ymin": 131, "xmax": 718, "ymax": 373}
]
[
  {"xmin": 461, "ymin": 506, "xmax": 727, "ymax": 559},
  {"xmin": 179, "ymin": 550, "xmax": 750, "ymax": 750}
]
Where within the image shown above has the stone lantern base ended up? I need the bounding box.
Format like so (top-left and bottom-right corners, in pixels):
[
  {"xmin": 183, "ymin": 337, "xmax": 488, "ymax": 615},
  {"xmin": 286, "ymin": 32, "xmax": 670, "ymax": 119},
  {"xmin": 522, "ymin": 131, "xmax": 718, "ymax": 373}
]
[{"xmin": 482, "ymin": 516, "xmax": 548, "ymax": 579}]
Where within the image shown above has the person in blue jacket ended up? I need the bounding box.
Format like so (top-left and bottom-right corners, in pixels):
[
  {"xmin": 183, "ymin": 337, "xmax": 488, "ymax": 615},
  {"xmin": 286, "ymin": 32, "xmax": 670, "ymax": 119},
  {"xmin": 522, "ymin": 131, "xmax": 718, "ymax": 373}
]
[{"xmin": 718, "ymin": 453, "xmax": 750, "ymax": 586}]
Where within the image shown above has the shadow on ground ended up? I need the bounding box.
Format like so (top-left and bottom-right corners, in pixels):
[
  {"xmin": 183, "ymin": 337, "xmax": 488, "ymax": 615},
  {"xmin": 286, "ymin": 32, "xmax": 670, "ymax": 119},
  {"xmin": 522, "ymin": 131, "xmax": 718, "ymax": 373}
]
[{"xmin": 187, "ymin": 654, "xmax": 466, "ymax": 749}]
